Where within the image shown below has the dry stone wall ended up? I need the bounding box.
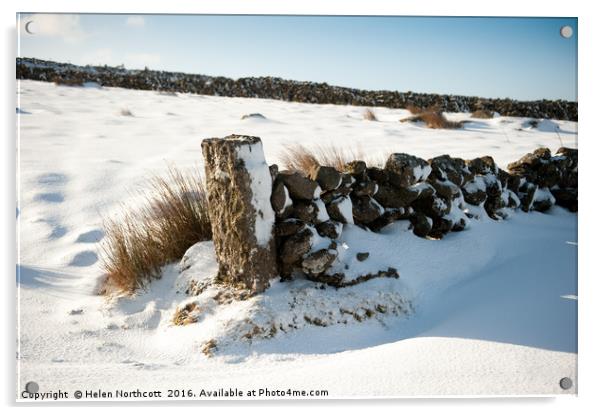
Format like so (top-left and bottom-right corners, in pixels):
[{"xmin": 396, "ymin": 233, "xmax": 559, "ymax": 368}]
[
  {"xmin": 202, "ymin": 136, "xmax": 577, "ymax": 292},
  {"xmin": 17, "ymin": 57, "xmax": 577, "ymax": 121},
  {"xmin": 270, "ymin": 147, "xmax": 578, "ymax": 287}
]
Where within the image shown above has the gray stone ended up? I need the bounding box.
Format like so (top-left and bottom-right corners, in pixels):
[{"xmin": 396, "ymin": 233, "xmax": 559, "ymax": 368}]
[
  {"xmin": 518, "ymin": 182, "xmax": 537, "ymax": 212},
  {"xmin": 339, "ymin": 173, "xmax": 355, "ymax": 190},
  {"xmin": 451, "ymin": 216, "xmax": 467, "ymax": 232},
  {"xmin": 410, "ymin": 212, "xmax": 432, "ymax": 237},
  {"xmin": 351, "ymin": 196, "xmax": 384, "ymax": 225},
  {"xmin": 291, "ymin": 201, "xmax": 319, "ymax": 223},
  {"xmin": 429, "ymin": 179, "xmax": 461, "ymax": 199},
  {"xmin": 301, "ymin": 249, "xmax": 338, "ymax": 275},
  {"xmin": 428, "ymin": 155, "xmax": 472, "ymax": 186},
  {"xmin": 412, "ymin": 194, "xmax": 451, "ymax": 218},
  {"xmin": 467, "ymin": 156, "xmax": 498, "ymax": 175},
  {"xmin": 280, "ymin": 228, "xmax": 313, "ymax": 265},
  {"xmin": 356, "ymin": 252, "xmax": 370, "ymax": 262},
  {"xmin": 506, "ymin": 174, "xmax": 522, "ymax": 194},
  {"xmin": 429, "ymin": 217, "xmax": 454, "ymax": 239},
  {"xmin": 373, "ymin": 184, "xmax": 421, "ymax": 208},
  {"xmin": 326, "ymin": 196, "xmax": 353, "ymax": 223},
  {"xmin": 320, "ymin": 189, "xmax": 341, "ymax": 204},
  {"xmin": 275, "ymin": 219, "xmax": 306, "ymax": 237},
  {"xmin": 352, "ymin": 180, "xmax": 378, "ymax": 197},
  {"xmin": 241, "ymin": 113, "xmax": 266, "ymax": 120},
  {"xmin": 368, "ymin": 208, "xmax": 407, "ymax": 232},
  {"xmin": 277, "ymin": 171, "xmax": 319, "ymax": 201},
  {"xmin": 366, "ymin": 166, "xmax": 390, "ymax": 184},
  {"xmin": 385, "ymin": 153, "xmax": 430, "ymax": 188},
  {"xmin": 532, "ymin": 188, "xmax": 556, "ymax": 212},
  {"xmin": 309, "ymin": 165, "xmax": 341, "ymax": 191},
  {"xmin": 269, "ymin": 164, "xmax": 279, "ymax": 181},
  {"xmin": 462, "ymin": 185, "xmax": 487, "ymax": 206},
  {"xmin": 551, "ymin": 187, "xmax": 577, "ymax": 212},
  {"xmin": 316, "ymin": 220, "xmax": 342, "ymax": 239},
  {"xmin": 344, "ymin": 160, "xmax": 367, "ymax": 176},
  {"xmin": 201, "ymin": 135, "xmax": 277, "ymax": 293},
  {"xmin": 270, "ymin": 181, "xmax": 287, "ymax": 214}
]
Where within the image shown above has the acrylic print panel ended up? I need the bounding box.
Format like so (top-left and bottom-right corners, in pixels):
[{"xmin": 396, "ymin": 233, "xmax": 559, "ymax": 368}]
[{"xmin": 16, "ymin": 14, "xmax": 577, "ymax": 400}]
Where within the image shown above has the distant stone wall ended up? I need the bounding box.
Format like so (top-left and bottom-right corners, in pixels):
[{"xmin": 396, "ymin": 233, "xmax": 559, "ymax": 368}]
[
  {"xmin": 202, "ymin": 136, "xmax": 577, "ymax": 292},
  {"xmin": 17, "ymin": 57, "xmax": 577, "ymax": 121}
]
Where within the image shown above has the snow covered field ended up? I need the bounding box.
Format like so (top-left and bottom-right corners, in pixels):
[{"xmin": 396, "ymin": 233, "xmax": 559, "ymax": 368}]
[{"xmin": 17, "ymin": 80, "xmax": 577, "ymax": 398}]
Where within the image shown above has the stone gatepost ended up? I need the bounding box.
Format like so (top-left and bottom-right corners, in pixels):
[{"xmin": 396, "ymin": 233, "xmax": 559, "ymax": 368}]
[{"xmin": 201, "ymin": 135, "xmax": 278, "ymax": 293}]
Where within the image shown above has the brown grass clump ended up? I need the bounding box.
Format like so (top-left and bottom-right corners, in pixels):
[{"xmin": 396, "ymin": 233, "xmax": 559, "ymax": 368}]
[
  {"xmin": 363, "ymin": 108, "xmax": 378, "ymax": 121},
  {"xmin": 279, "ymin": 144, "xmax": 366, "ymax": 174},
  {"xmin": 406, "ymin": 103, "xmax": 426, "ymax": 115},
  {"xmin": 172, "ymin": 302, "xmax": 201, "ymax": 326},
  {"xmin": 201, "ymin": 339, "xmax": 217, "ymax": 356},
  {"xmin": 400, "ymin": 109, "xmax": 464, "ymax": 129},
  {"xmin": 100, "ymin": 167, "xmax": 212, "ymax": 294},
  {"xmin": 471, "ymin": 109, "xmax": 495, "ymax": 119},
  {"xmin": 52, "ymin": 76, "xmax": 84, "ymax": 87}
]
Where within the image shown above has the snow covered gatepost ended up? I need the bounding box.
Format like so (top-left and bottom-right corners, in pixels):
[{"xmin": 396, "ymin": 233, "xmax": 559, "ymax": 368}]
[{"xmin": 201, "ymin": 135, "xmax": 278, "ymax": 293}]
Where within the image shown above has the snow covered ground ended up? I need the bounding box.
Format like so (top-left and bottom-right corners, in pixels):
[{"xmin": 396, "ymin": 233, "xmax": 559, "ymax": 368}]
[{"xmin": 16, "ymin": 80, "xmax": 577, "ymax": 398}]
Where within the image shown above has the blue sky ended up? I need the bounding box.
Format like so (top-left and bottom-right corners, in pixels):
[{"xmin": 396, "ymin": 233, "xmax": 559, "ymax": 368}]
[{"xmin": 18, "ymin": 14, "xmax": 577, "ymax": 101}]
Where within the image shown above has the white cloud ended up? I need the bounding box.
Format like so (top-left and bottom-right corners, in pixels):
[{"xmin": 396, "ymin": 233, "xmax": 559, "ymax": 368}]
[
  {"xmin": 125, "ymin": 16, "xmax": 145, "ymax": 27},
  {"xmin": 20, "ymin": 14, "xmax": 85, "ymax": 43},
  {"xmin": 123, "ymin": 53, "xmax": 161, "ymax": 69}
]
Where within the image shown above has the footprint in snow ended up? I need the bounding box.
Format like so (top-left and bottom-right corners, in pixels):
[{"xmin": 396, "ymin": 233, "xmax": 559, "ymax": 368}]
[
  {"xmin": 69, "ymin": 250, "xmax": 98, "ymax": 267},
  {"xmin": 97, "ymin": 342, "xmax": 125, "ymax": 353},
  {"xmin": 35, "ymin": 217, "xmax": 68, "ymax": 239},
  {"xmin": 120, "ymin": 359, "xmax": 163, "ymax": 370},
  {"xmin": 49, "ymin": 224, "xmax": 68, "ymax": 239},
  {"xmin": 132, "ymin": 362, "xmax": 165, "ymax": 371},
  {"xmin": 37, "ymin": 172, "xmax": 67, "ymax": 185},
  {"xmin": 34, "ymin": 192, "xmax": 65, "ymax": 203},
  {"xmin": 79, "ymin": 329, "xmax": 100, "ymax": 338},
  {"xmin": 75, "ymin": 229, "xmax": 104, "ymax": 243}
]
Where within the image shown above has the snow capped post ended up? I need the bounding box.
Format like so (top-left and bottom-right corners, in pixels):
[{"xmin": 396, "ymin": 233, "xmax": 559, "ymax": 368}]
[{"xmin": 201, "ymin": 135, "xmax": 278, "ymax": 293}]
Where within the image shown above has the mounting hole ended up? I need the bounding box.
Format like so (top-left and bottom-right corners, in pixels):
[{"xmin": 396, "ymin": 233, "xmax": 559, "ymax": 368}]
[
  {"xmin": 25, "ymin": 381, "xmax": 39, "ymax": 394},
  {"xmin": 559, "ymin": 377, "xmax": 573, "ymax": 390},
  {"xmin": 560, "ymin": 25, "xmax": 573, "ymax": 39},
  {"xmin": 24, "ymin": 21, "xmax": 36, "ymax": 35}
]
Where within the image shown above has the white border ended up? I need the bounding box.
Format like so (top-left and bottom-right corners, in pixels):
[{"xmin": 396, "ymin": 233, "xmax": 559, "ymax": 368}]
[{"xmin": 3, "ymin": 0, "xmax": 601, "ymax": 413}]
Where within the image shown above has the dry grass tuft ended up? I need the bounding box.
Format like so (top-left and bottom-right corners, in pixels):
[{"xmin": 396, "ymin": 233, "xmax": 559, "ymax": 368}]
[
  {"xmin": 172, "ymin": 302, "xmax": 201, "ymax": 326},
  {"xmin": 471, "ymin": 109, "xmax": 495, "ymax": 119},
  {"xmin": 53, "ymin": 76, "xmax": 84, "ymax": 87},
  {"xmin": 201, "ymin": 339, "xmax": 217, "ymax": 356},
  {"xmin": 406, "ymin": 103, "xmax": 427, "ymax": 115},
  {"xmin": 363, "ymin": 108, "xmax": 378, "ymax": 121},
  {"xmin": 100, "ymin": 167, "xmax": 212, "ymax": 295},
  {"xmin": 157, "ymin": 90, "xmax": 178, "ymax": 97},
  {"xmin": 279, "ymin": 144, "xmax": 366, "ymax": 174},
  {"xmin": 400, "ymin": 108, "xmax": 464, "ymax": 129}
]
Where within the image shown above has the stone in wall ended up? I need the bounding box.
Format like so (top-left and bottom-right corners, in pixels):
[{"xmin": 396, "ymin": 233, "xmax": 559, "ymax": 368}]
[
  {"xmin": 385, "ymin": 153, "xmax": 431, "ymax": 188},
  {"xmin": 201, "ymin": 135, "xmax": 278, "ymax": 293},
  {"xmin": 507, "ymin": 147, "xmax": 577, "ymax": 212}
]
